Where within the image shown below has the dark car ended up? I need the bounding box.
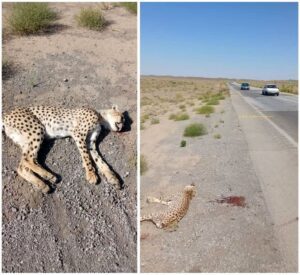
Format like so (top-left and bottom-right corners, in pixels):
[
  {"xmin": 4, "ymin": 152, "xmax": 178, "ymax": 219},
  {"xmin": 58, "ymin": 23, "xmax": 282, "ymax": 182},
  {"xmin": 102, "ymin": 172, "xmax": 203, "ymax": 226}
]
[{"xmin": 240, "ymin": 83, "xmax": 250, "ymax": 90}]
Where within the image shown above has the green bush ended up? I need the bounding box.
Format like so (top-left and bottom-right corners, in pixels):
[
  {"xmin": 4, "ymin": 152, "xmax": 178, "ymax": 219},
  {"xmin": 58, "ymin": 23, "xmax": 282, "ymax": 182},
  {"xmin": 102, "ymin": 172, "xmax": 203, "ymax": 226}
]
[
  {"xmin": 119, "ymin": 2, "xmax": 137, "ymax": 14},
  {"xmin": 76, "ymin": 8, "xmax": 107, "ymax": 31},
  {"xmin": 196, "ymin": 105, "xmax": 214, "ymax": 115},
  {"xmin": 180, "ymin": 140, "xmax": 187, "ymax": 147},
  {"xmin": 184, "ymin": 123, "xmax": 207, "ymax": 137},
  {"xmin": 8, "ymin": 3, "xmax": 57, "ymax": 35}
]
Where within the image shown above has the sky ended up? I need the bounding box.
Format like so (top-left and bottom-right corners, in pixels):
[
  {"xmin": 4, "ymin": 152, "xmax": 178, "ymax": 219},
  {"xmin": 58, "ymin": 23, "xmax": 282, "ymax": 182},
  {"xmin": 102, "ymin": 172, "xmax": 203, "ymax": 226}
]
[{"xmin": 141, "ymin": 2, "xmax": 298, "ymax": 80}]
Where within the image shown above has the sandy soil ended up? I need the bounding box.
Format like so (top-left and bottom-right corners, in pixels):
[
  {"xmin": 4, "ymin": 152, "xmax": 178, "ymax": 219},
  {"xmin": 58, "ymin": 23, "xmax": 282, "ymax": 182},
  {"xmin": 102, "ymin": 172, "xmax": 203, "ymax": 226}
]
[
  {"xmin": 2, "ymin": 3, "xmax": 136, "ymax": 272},
  {"xmin": 140, "ymin": 79, "xmax": 286, "ymax": 272}
]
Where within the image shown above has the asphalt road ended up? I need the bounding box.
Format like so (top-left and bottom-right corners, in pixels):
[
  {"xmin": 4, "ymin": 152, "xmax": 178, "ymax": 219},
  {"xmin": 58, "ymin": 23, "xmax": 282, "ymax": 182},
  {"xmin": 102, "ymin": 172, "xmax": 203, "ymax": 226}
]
[{"xmin": 231, "ymin": 83, "xmax": 298, "ymax": 143}]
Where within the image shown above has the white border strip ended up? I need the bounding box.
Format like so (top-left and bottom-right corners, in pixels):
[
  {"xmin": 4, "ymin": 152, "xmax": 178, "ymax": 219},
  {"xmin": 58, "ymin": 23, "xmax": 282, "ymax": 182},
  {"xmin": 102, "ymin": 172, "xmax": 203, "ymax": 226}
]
[{"xmin": 137, "ymin": 1, "xmax": 141, "ymax": 273}]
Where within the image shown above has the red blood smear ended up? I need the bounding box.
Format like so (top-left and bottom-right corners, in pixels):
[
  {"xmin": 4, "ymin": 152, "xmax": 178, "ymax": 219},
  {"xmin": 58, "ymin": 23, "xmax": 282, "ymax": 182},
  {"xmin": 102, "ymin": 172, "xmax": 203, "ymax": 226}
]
[{"xmin": 217, "ymin": 196, "xmax": 246, "ymax": 207}]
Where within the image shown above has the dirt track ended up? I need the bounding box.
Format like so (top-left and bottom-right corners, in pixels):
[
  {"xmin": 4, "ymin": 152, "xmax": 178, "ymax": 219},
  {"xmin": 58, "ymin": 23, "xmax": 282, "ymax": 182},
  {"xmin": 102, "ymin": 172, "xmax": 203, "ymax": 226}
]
[{"xmin": 2, "ymin": 3, "xmax": 136, "ymax": 272}]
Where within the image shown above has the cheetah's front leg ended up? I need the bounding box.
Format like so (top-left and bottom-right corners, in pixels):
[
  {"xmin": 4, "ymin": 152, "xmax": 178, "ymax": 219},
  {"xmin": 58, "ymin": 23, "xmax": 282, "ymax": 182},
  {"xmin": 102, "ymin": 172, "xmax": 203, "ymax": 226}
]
[
  {"xmin": 72, "ymin": 133, "xmax": 98, "ymax": 185},
  {"xmin": 88, "ymin": 139, "xmax": 120, "ymax": 189}
]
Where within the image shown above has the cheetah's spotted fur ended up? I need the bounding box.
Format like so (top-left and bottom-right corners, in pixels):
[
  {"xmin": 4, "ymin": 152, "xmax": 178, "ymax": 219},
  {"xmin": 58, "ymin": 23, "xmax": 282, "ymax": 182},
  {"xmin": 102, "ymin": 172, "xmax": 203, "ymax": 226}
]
[
  {"xmin": 3, "ymin": 105, "xmax": 124, "ymax": 193},
  {"xmin": 140, "ymin": 184, "xmax": 196, "ymax": 229}
]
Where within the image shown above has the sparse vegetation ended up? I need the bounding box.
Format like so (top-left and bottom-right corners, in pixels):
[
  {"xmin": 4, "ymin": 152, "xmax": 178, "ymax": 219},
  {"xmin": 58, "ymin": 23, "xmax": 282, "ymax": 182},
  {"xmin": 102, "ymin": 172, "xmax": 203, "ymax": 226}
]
[
  {"xmin": 180, "ymin": 140, "xmax": 187, "ymax": 147},
  {"xmin": 206, "ymin": 98, "xmax": 219, "ymax": 105},
  {"xmin": 119, "ymin": 2, "xmax": 137, "ymax": 14},
  {"xmin": 140, "ymin": 155, "xmax": 148, "ymax": 175},
  {"xmin": 8, "ymin": 3, "xmax": 57, "ymax": 35},
  {"xmin": 169, "ymin": 113, "xmax": 189, "ymax": 121},
  {"xmin": 141, "ymin": 114, "xmax": 150, "ymax": 123},
  {"xmin": 214, "ymin": 133, "xmax": 221, "ymax": 139},
  {"xmin": 184, "ymin": 123, "xmax": 207, "ymax": 137},
  {"xmin": 76, "ymin": 8, "xmax": 107, "ymax": 31},
  {"xmin": 196, "ymin": 105, "xmax": 214, "ymax": 115},
  {"xmin": 151, "ymin": 118, "xmax": 160, "ymax": 124},
  {"xmin": 280, "ymin": 84, "xmax": 295, "ymax": 94}
]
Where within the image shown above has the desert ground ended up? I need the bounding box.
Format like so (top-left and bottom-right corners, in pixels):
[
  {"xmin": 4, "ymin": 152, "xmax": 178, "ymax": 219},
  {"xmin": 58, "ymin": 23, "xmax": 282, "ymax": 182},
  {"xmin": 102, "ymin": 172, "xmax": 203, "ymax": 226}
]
[
  {"xmin": 140, "ymin": 76, "xmax": 290, "ymax": 272},
  {"xmin": 2, "ymin": 3, "xmax": 136, "ymax": 272}
]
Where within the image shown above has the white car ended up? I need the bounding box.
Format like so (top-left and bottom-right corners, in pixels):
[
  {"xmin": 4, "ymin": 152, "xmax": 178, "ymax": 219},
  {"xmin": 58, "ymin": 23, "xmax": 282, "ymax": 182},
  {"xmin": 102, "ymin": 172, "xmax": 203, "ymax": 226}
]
[{"xmin": 262, "ymin": 84, "xmax": 280, "ymax": 96}]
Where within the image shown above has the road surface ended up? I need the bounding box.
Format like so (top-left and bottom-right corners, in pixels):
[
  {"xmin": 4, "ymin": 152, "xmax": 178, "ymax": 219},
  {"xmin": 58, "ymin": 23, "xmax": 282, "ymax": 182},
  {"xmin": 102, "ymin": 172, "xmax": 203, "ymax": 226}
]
[{"xmin": 231, "ymin": 83, "xmax": 298, "ymax": 143}]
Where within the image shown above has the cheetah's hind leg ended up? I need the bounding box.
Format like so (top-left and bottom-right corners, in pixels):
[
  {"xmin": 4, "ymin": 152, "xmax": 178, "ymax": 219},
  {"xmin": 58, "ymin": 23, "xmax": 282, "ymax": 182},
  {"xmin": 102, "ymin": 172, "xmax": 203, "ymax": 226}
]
[{"xmin": 17, "ymin": 162, "xmax": 51, "ymax": 194}]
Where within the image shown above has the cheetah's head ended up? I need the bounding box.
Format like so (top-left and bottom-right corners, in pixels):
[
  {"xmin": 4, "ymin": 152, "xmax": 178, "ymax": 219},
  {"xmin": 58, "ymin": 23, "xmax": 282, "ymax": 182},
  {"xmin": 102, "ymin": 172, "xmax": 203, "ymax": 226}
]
[
  {"xmin": 184, "ymin": 184, "xmax": 196, "ymax": 198},
  {"xmin": 101, "ymin": 105, "xmax": 124, "ymax": 132}
]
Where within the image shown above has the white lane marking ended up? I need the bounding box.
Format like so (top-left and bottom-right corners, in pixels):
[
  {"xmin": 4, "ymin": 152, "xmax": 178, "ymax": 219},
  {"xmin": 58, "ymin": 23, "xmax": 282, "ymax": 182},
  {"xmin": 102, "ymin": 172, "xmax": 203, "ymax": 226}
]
[{"xmin": 231, "ymin": 86, "xmax": 298, "ymax": 148}]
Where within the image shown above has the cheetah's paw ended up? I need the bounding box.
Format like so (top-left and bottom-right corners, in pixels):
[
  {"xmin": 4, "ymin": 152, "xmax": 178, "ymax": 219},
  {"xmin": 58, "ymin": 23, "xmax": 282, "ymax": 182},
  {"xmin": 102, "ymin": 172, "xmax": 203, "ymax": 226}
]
[
  {"xmin": 107, "ymin": 175, "xmax": 120, "ymax": 189},
  {"xmin": 86, "ymin": 172, "xmax": 98, "ymax": 185}
]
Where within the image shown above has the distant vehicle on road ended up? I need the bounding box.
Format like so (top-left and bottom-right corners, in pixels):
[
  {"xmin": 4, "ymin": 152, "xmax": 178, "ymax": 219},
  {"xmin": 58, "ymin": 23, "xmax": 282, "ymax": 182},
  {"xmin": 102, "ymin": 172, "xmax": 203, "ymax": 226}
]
[
  {"xmin": 262, "ymin": 84, "xmax": 280, "ymax": 96},
  {"xmin": 240, "ymin": 83, "xmax": 250, "ymax": 90}
]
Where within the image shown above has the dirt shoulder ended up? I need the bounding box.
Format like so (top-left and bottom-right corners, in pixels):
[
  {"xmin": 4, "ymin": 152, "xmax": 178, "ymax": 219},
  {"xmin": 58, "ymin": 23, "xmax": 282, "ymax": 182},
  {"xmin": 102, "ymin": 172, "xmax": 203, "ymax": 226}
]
[
  {"xmin": 2, "ymin": 3, "xmax": 136, "ymax": 272},
  {"xmin": 141, "ymin": 89, "xmax": 286, "ymax": 272}
]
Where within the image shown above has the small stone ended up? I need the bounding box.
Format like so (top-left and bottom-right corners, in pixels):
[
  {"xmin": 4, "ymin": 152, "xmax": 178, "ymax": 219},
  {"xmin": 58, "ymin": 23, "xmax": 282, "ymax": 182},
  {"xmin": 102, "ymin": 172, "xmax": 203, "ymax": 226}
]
[
  {"xmin": 63, "ymin": 78, "xmax": 68, "ymax": 82},
  {"xmin": 124, "ymin": 171, "xmax": 129, "ymax": 177}
]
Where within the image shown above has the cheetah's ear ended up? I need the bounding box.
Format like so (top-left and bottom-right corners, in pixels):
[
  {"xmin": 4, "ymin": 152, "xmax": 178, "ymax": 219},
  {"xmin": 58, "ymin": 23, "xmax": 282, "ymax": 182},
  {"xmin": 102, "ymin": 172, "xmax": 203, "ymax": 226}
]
[{"xmin": 112, "ymin": 104, "xmax": 119, "ymax": 111}]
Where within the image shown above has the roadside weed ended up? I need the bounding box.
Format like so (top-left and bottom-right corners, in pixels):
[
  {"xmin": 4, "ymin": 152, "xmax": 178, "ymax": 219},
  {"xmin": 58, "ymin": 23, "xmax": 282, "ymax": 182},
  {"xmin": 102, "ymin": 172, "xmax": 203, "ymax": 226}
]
[
  {"xmin": 180, "ymin": 140, "xmax": 187, "ymax": 147},
  {"xmin": 196, "ymin": 105, "xmax": 214, "ymax": 115},
  {"xmin": 8, "ymin": 3, "xmax": 57, "ymax": 35},
  {"xmin": 76, "ymin": 8, "xmax": 107, "ymax": 31},
  {"xmin": 184, "ymin": 123, "xmax": 207, "ymax": 137}
]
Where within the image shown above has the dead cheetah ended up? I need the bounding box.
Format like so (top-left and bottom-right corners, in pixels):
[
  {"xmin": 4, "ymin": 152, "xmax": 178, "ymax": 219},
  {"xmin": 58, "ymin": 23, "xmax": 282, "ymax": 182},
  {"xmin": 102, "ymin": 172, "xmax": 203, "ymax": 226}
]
[
  {"xmin": 141, "ymin": 184, "xmax": 196, "ymax": 229},
  {"xmin": 3, "ymin": 105, "xmax": 125, "ymax": 193}
]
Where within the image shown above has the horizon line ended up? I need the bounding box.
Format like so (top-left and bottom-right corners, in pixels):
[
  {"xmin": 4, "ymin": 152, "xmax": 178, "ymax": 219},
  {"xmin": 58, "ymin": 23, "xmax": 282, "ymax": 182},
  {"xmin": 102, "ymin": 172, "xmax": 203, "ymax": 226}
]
[{"xmin": 141, "ymin": 74, "xmax": 298, "ymax": 82}]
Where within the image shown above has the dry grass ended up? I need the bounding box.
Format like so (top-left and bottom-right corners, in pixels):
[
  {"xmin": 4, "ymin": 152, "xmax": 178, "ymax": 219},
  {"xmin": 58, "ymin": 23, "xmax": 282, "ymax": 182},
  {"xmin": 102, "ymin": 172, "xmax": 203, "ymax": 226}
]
[
  {"xmin": 7, "ymin": 3, "xmax": 57, "ymax": 35},
  {"xmin": 75, "ymin": 8, "xmax": 107, "ymax": 31},
  {"xmin": 141, "ymin": 76, "xmax": 229, "ymax": 121}
]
